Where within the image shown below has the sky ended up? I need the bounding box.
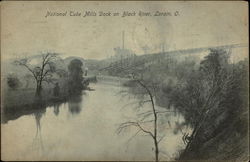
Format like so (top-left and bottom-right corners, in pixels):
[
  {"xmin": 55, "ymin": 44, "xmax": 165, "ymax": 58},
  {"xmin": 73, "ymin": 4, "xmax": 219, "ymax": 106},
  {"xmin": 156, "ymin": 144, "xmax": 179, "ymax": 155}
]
[{"xmin": 1, "ymin": 1, "xmax": 248, "ymax": 60}]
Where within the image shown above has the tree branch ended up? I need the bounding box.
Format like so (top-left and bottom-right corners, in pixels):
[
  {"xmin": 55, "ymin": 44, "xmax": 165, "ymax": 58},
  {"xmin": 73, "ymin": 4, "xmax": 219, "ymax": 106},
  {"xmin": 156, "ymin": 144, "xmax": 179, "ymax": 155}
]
[
  {"xmin": 15, "ymin": 60, "xmax": 38, "ymax": 81},
  {"xmin": 157, "ymin": 134, "xmax": 166, "ymax": 144},
  {"xmin": 117, "ymin": 121, "xmax": 154, "ymax": 138}
]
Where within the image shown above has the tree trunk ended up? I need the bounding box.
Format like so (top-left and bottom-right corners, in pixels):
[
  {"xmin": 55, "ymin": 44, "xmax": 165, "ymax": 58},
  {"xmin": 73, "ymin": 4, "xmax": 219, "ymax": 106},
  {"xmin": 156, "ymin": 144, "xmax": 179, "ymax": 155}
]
[
  {"xmin": 35, "ymin": 87, "xmax": 41, "ymax": 97},
  {"xmin": 154, "ymin": 137, "xmax": 159, "ymax": 162},
  {"xmin": 35, "ymin": 81, "xmax": 42, "ymax": 97},
  {"xmin": 136, "ymin": 79, "xmax": 160, "ymax": 162},
  {"xmin": 150, "ymin": 93, "xmax": 159, "ymax": 162}
]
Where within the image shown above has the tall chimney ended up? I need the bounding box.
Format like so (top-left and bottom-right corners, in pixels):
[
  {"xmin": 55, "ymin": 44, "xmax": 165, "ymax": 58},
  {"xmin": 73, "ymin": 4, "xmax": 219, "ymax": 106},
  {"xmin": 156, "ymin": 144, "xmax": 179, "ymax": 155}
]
[{"xmin": 122, "ymin": 31, "xmax": 125, "ymax": 49}]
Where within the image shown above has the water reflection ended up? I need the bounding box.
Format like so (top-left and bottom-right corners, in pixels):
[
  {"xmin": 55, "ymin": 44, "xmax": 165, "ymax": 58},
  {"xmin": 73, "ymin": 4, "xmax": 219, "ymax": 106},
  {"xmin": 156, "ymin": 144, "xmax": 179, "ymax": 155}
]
[
  {"xmin": 32, "ymin": 108, "xmax": 46, "ymax": 155},
  {"xmin": 29, "ymin": 95, "xmax": 84, "ymax": 157},
  {"xmin": 2, "ymin": 83, "xmax": 188, "ymax": 161},
  {"xmin": 68, "ymin": 95, "xmax": 83, "ymax": 115},
  {"xmin": 53, "ymin": 103, "xmax": 60, "ymax": 116}
]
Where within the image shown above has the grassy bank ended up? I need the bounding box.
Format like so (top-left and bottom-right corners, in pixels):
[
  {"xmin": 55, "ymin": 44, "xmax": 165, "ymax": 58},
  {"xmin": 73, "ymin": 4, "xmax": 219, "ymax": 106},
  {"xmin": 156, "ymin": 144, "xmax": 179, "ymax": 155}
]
[
  {"xmin": 1, "ymin": 87, "xmax": 69, "ymax": 123},
  {"xmin": 3, "ymin": 87, "xmax": 69, "ymax": 107}
]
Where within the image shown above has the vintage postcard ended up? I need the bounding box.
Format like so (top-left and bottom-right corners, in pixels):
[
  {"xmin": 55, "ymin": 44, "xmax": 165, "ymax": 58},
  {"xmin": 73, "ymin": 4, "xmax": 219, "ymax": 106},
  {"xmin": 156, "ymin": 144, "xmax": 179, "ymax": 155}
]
[{"xmin": 1, "ymin": 1, "xmax": 249, "ymax": 161}]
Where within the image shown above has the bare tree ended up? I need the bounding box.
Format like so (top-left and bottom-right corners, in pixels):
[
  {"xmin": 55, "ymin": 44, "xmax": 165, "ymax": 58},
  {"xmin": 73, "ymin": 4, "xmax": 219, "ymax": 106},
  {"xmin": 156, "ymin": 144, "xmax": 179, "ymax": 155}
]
[
  {"xmin": 15, "ymin": 52, "xmax": 59, "ymax": 97},
  {"xmin": 117, "ymin": 74, "xmax": 171, "ymax": 162}
]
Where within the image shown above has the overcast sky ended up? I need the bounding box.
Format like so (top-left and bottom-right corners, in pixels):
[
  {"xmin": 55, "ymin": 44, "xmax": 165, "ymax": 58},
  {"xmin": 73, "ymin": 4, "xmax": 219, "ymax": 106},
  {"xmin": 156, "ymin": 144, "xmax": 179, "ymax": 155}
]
[{"xmin": 1, "ymin": 1, "xmax": 248, "ymax": 60}]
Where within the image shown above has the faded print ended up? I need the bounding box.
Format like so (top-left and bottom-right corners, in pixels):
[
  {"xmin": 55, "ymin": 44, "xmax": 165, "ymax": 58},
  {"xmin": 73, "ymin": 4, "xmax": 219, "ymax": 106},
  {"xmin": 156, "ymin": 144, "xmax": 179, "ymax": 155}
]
[{"xmin": 1, "ymin": 1, "xmax": 249, "ymax": 161}]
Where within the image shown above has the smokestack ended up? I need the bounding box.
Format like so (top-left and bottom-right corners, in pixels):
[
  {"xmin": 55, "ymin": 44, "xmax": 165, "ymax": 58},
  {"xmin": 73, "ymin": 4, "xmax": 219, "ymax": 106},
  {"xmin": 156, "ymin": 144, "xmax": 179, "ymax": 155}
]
[{"xmin": 122, "ymin": 31, "xmax": 125, "ymax": 49}]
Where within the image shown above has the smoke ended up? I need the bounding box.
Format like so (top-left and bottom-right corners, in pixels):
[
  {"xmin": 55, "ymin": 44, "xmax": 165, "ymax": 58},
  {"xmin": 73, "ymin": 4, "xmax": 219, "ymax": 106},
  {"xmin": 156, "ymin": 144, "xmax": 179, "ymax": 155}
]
[{"xmin": 131, "ymin": 4, "xmax": 174, "ymax": 54}]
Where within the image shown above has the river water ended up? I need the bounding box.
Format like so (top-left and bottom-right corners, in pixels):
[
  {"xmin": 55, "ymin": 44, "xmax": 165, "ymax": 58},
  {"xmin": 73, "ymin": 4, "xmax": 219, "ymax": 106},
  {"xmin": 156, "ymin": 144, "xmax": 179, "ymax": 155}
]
[{"xmin": 1, "ymin": 81, "xmax": 188, "ymax": 161}]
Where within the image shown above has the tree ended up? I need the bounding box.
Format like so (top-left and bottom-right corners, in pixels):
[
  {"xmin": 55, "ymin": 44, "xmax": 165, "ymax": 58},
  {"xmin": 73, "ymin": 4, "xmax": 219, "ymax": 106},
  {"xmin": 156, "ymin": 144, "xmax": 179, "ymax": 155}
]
[
  {"xmin": 15, "ymin": 53, "xmax": 59, "ymax": 97},
  {"xmin": 117, "ymin": 73, "xmax": 171, "ymax": 162},
  {"xmin": 169, "ymin": 49, "xmax": 239, "ymax": 158},
  {"xmin": 7, "ymin": 74, "xmax": 21, "ymax": 90},
  {"xmin": 68, "ymin": 59, "xmax": 84, "ymax": 95}
]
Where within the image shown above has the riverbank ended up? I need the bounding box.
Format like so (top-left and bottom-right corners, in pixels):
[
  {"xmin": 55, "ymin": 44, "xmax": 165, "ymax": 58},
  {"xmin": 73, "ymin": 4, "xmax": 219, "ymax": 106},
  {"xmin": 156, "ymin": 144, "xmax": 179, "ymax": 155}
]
[
  {"xmin": 116, "ymin": 56, "xmax": 249, "ymax": 161},
  {"xmin": 179, "ymin": 108, "xmax": 248, "ymax": 161},
  {"xmin": 1, "ymin": 74, "xmax": 98, "ymax": 123},
  {"xmin": 1, "ymin": 76, "xmax": 119, "ymax": 123},
  {"xmin": 2, "ymin": 88, "xmax": 69, "ymax": 123}
]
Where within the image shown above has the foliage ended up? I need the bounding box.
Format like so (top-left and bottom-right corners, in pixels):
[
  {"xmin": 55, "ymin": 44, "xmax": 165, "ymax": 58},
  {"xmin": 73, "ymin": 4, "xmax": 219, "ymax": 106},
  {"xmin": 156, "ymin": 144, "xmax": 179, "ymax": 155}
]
[
  {"xmin": 14, "ymin": 53, "xmax": 62, "ymax": 97},
  {"xmin": 68, "ymin": 59, "xmax": 84, "ymax": 95},
  {"xmin": 7, "ymin": 74, "xmax": 22, "ymax": 90},
  {"xmin": 168, "ymin": 49, "xmax": 248, "ymax": 159}
]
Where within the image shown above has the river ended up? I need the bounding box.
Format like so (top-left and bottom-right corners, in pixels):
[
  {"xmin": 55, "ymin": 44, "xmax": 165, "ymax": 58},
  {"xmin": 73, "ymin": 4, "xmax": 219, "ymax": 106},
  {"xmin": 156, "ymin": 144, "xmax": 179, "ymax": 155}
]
[{"xmin": 1, "ymin": 81, "xmax": 188, "ymax": 161}]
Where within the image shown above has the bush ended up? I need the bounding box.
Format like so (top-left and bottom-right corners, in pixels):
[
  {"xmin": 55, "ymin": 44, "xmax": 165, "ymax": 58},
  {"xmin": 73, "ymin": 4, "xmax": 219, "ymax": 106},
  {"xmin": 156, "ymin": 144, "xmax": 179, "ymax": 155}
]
[{"xmin": 7, "ymin": 74, "xmax": 21, "ymax": 90}]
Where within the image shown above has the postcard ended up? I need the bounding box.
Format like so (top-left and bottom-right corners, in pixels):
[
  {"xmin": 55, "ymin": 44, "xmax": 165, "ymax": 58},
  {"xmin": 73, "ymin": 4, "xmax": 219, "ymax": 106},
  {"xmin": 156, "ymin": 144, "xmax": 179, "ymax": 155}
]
[{"xmin": 1, "ymin": 1, "xmax": 248, "ymax": 161}]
